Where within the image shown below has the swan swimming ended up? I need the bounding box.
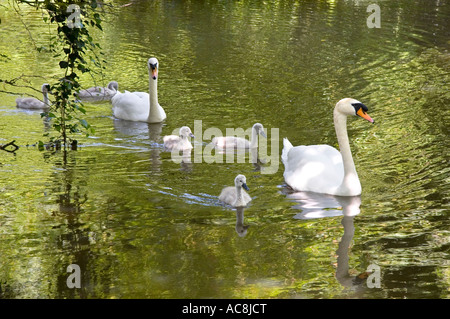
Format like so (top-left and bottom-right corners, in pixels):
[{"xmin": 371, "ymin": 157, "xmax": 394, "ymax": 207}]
[
  {"xmin": 282, "ymin": 98, "xmax": 374, "ymax": 196},
  {"xmin": 219, "ymin": 174, "xmax": 252, "ymax": 207},
  {"xmin": 111, "ymin": 57, "xmax": 166, "ymax": 123},
  {"xmin": 76, "ymin": 81, "xmax": 118, "ymax": 101},
  {"xmin": 16, "ymin": 83, "xmax": 51, "ymax": 110},
  {"xmin": 163, "ymin": 126, "xmax": 194, "ymax": 151},
  {"xmin": 212, "ymin": 123, "xmax": 266, "ymax": 149}
]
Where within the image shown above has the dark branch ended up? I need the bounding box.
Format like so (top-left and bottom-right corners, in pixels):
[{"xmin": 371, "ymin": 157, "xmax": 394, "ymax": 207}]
[{"xmin": 0, "ymin": 140, "xmax": 19, "ymax": 153}]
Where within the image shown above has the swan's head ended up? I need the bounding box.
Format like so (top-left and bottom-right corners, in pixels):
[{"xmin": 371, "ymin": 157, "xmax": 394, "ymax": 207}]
[
  {"xmin": 336, "ymin": 98, "xmax": 374, "ymax": 123},
  {"xmin": 147, "ymin": 57, "xmax": 159, "ymax": 80},
  {"xmin": 253, "ymin": 123, "xmax": 267, "ymax": 138},
  {"xmin": 179, "ymin": 126, "xmax": 194, "ymax": 138},
  {"xmin": 107, "ymin": 81, "xmax": 119, "ymax": 91},
  {"xmin": 234, "ymin": 174, "xmax": 249, "ymax": 191},
  {"xmin": 42, "ymin": 83, "xmax": 50, "ymax": 92}
]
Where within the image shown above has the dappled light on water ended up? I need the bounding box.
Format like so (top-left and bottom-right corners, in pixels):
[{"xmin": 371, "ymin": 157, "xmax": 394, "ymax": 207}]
[{"xmin": 0, "ymin": 0, "xmax": 448, "ymax": 298}]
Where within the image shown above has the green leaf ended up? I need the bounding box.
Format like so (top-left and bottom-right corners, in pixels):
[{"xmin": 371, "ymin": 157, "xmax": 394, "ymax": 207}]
[
  {"xmin": 38, "ymin": 141, "xmax": 45, "ymax": 151},
  {"xmin": 59, "ymin": 61, "xmax": 68, "ymax": 69},
  {"xmin": 79, "ymin": 119, "xmax": 89, "ymax": 129}
]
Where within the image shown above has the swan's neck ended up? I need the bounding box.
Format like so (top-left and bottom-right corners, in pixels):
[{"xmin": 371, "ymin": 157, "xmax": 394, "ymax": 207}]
[
  {"xmin": 179, "ymin": 135, "xmax": 193, "ymax": 150},
  {"xmin": 249, "ymin": 127, "xmax": 258, "ymax": 148},
  {"xmin": 179, "ymin": 134, "xmax": 188, "ymax": 144},
  {"xmin": 235, "ymin": 186, "xmax": 244, "ymax": 205},
  {"xmin": 334, "ymin": 110, "xmax": 361, "ymax": 195},
  {"xmin": 43, "ymin": 90, "xmax": 49, "ymax": 107},
  {"xmin": 335, "ymin": 216, "xmax": 355, "ymax": 283},
  {"xmin": 148, "ymin": 77, "xmax": 159, "ymax": 118}
]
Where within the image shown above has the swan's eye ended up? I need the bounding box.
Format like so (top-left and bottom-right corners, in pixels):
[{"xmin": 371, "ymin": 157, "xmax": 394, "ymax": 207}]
[
  {"xmin": 351, "ymin": 102, "xmax": 368, "ymax": 113},
  {"xmin": 352, "ymin": 102, "xmax": 374, "ymax": 123}
]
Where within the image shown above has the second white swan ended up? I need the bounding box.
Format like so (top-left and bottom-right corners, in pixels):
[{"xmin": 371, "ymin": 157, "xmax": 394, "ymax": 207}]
[
  {"xmin": 282, "ymin": 98, "xmax": 374, "ymax": 196},
  {"xmin": 111, "ymin": 57, "xmax": 166, "ymax": 123}
]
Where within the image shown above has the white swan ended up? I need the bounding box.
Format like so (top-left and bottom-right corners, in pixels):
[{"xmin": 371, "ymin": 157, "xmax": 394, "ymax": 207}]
[
  {"xmin": 163, "ymin": 126, "xmax": 194, "ymax": 151},
  {"xmin": 219, "ymin": 174, "xmax": 252, "ymax": 207},
  {"xmin": 76, "ymin": 81, "xmax": 118, "ymax": 101},
  {"xmin": 282, "ymin": 98, "xmax": 374, "ymax": 196},
  {"xmin": 16, "ymin": 83, "xmax": 50, "ymax": 110},
  {"xmin": 212, "ymin": 123, "xmax": 267, "ymax": 149},
  {"xmin": 111, "ymin": 57, "xmax": 166, "ymax": 123}
]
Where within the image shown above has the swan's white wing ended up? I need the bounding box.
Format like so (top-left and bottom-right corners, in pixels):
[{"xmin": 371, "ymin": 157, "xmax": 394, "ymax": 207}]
[
  {"xmin": 241, "ymin": 189, "xmax": 252, "ymax": 204},
  {"xmin": 16, "ymin": 97, "xmax": 47, "ymax": 109},
  {"xmin": 283, "ymin": 143, "xmax": 344, "ymax": 194},
  {"xmin": 219, "ymin": 187, "xmax": 237, "ymax": 205},
  {"xmin": 131, "ymin": 91, "xmax": 148, "ymax": 99},
  {"xmin": 163, "ymin": 135, "xmax": 180, "ymax": 150}
]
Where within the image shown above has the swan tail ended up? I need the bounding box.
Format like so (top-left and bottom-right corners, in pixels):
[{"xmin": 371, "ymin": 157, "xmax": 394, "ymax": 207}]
[{"xmin": 281, "ymin": 138, "xmax": 293, "ymax": 167}]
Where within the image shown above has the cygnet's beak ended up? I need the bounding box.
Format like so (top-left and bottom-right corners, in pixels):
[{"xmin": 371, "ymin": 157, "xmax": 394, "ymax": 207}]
[
  {"xmin": 260, "ymin": 130, "xmax": 267, "ymax": 138},
  {"xmin": 189, "ymin": 133, "xmax": 195, "ymax": 138},
  {"xmin": 242, "ymin": 183, "xmax": 249, "ymax": 191},
  {"xmin": 356, "ymin": 108, "xmax": 374, "ymax": 123}
]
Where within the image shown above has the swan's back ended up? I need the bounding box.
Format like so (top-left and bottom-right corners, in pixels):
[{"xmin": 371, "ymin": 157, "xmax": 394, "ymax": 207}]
[
  {"xmin": 77, "ymin": 83, "xmax": 117, "ymax": 101},
  {"xmin": 78, "ymin": 86, "xmax": 104, "ymax": 96},
  {"xmin": 212, "ymin": 136, "xmax": 250, "ymax": 149},
  {"xmin": 16, "ymin": 97, "xmax": 45, "ymax": 109},
  {"xmin": 163, "ymin": 135, "xmax": 192, "ymax": 151},
  {"xmin": 282, "ymin": 139, "xmax": 344, "ymax": 193},
  {"xmin": 111, "ymin": 91, "xmax": 150, "ymax": 122},
  {"xmin": 163, "ymin": 135, "xmax": 180, "ymax": 150}
]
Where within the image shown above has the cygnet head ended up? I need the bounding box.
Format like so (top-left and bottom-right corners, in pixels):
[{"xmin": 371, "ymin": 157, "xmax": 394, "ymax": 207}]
[
  {"xmin": 336, "ymin": 98, "xmax": 374, "ymax": 123},
  {"xmin": 179, "ymin": 126, "xmax": 194, "ymax": 138},
  {"xmin": 107, "ymin": 81, "xmax": 119, "ymax": 91},
  {"xmin": 41, "ymin": 83, "xmax": 50, "ymax": 93},
  {"xmin": 253, "ymin": 123, "xmax": 267, "ymax": 138},
  {"xmin": 147, "ymin": 57, "xmax": 159, "ymax": 80},
  {"xmin": 234, "ymin": 174, "xmax": 249, "ymax": 191}
]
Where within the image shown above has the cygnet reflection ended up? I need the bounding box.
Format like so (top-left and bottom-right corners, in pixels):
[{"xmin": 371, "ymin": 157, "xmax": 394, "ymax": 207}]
[{"xmin": 235, "ymin": 207, "xmax": 249, "ymax": 237}]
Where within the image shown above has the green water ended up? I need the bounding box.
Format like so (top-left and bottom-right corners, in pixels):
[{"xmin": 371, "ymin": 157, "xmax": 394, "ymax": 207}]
[{"xmin": 0, "ymin": 0, "xmax": 449, "ymax": 298}]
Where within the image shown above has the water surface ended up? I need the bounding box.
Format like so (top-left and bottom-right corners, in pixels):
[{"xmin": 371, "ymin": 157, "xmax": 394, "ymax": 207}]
[{"xmin": 0, "ymin": 0, "xmax": 449, "ymax": 298}]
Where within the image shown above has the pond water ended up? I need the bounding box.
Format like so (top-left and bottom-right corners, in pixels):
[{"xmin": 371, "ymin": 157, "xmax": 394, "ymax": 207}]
[{"xmin": 0, "ymin": 0, "xmax": 449, "ymax": 299}]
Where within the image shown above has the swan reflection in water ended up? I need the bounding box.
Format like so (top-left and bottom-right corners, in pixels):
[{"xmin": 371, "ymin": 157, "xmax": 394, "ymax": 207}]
[
  {"xmin": 284, "ymin": 190, "xmax": 374, "ymax": 291},
  {"xmin": 170, "ymin": 148, "xmax": 194, "ymax": 172},
  {"xmin": 113, "ymin": 119, "xmax": 163, "ymax": 171}
]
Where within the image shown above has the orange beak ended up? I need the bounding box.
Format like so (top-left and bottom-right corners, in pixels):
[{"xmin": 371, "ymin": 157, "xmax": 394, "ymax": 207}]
[
  {"xmin": 357, "ymin": 108, "xmax": 374, "ymax": 123},
  {"xmin": 151, "ymin": 68, "xmax": 158, "ymax": 80}
]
